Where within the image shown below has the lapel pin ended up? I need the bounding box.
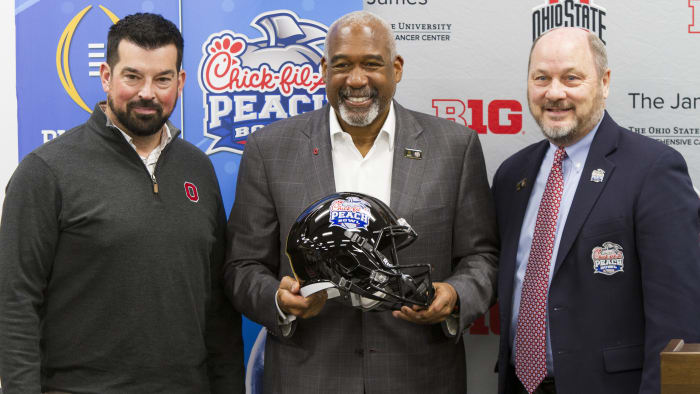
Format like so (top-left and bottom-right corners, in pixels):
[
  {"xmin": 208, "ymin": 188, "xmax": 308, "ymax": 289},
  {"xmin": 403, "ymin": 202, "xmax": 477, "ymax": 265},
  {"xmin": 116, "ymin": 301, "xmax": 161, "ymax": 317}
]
[
  {"xmin": 404, "ymin": 148, "xmax": 422, "ymax": 160},
  {"xmin": 516, "ymin": 178, "xmax": 527, "ymax": 191},
  {"xmin": 590, "ymin": 168, "xmax": 605, "ymax": 183},
  {"xmin": 313, "ymin": 148, "xmax": 319, "ymax": 155}
]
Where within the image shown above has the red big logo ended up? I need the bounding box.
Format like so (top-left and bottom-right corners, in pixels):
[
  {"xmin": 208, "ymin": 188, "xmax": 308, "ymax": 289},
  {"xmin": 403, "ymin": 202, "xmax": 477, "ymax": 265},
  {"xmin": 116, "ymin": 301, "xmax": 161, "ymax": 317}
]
[
  {"xmin": 691, "ymin": 0, "xmax": 700, "ymax": 33},
  {"xmin": 184, "ymin": 182, "xmax": 199, "ymax": 203},
  {"xmin": 469, "ymin": 303, "xmax": 500, "ymax": 335},
  {"xmin": 432, "ymin": 99, "xmax": 523, "ymax": 134}
]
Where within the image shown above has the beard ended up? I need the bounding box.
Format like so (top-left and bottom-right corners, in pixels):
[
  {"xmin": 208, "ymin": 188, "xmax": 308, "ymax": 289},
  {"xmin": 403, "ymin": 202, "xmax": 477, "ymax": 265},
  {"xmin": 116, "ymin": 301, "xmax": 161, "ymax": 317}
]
[
  {"xmin": 108, "ymin": 96, "xmax": 170, "ymax": 137},
  {"xmin": 336, "ymin": 86, "xmax": 383, "ymax": 127},
  {"xmin": 531, "ymin": 91, "xmax": 605, "ymax": 146}
]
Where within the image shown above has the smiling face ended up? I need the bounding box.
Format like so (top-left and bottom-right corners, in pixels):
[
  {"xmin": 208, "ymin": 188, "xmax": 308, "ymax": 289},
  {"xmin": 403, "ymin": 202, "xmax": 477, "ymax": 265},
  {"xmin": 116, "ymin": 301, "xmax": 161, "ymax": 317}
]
[
  {"xmin": 321, "ymin": 20, "xmax": 403, "ymax": 129},
  {"xmin": 527, "ymin": 28, "xmax": 610, "ymax": 147},
  {"xmin": 100, "ymin": 40, "xmax": 185, "ymax": 137}
]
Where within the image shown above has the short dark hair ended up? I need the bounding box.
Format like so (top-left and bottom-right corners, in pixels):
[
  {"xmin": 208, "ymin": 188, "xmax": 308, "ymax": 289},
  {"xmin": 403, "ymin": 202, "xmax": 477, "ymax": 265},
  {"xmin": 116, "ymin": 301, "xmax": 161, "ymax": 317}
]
[{"xmin": 106, "ymin": 13, "xmax": 184, "ymax": 71}]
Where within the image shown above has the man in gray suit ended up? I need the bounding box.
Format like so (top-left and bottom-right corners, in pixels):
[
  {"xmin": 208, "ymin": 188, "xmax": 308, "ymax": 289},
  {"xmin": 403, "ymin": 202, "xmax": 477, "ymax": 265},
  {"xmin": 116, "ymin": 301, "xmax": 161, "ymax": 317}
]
[{"xmin": 225, "ymin": 11, "xmax": 498, "ymax": 393}]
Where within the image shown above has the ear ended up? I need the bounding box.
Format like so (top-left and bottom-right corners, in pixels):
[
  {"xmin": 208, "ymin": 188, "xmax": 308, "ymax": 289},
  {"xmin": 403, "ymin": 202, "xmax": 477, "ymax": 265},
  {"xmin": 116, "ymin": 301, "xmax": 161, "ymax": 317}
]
[
  {"xmin": 99, "ymin": 62, "xmax": 112, "ymax": 93},
  {"xmin": 601, "ymin": 68, "xmax": 611, "ymax": 99},
  {"xmin": 177, "ymin": 69, "xmax": 186, "ymax": 98},
  {"xmin": 393, "ymin": 55, "xmax": 404, "ymax": 84},
  {"xmin": 321, "ymin": 57, "xmax": 328, "ymax": 84}
]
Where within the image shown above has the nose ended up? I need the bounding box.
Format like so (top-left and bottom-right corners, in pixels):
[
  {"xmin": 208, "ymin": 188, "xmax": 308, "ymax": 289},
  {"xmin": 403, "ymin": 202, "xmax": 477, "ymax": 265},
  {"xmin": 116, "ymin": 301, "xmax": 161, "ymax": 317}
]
[
  {"xmin": 138, "ymin": 80, "xmax": 156, "ymax": 101},
  {"xmin": 544, "ymin": 79, "xmax": 566, "ymax": 101},
  {"xmin": 346, "ymin": 66, "xmax": 368, "ymax": 88}
]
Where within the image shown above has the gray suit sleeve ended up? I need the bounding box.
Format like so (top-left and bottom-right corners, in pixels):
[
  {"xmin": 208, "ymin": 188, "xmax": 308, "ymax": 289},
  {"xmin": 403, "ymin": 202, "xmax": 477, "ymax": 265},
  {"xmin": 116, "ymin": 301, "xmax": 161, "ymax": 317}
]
[
  {"xmin": 0, "ymin": 154, "xmax": 60, "ymax": 393},
  {"xmin": 443, "ymin": 132, "xmax": 499, "ymax": 338},
  {"xmin": 224, "ymin": 134, "xmax": 288, "ymax": 338}
]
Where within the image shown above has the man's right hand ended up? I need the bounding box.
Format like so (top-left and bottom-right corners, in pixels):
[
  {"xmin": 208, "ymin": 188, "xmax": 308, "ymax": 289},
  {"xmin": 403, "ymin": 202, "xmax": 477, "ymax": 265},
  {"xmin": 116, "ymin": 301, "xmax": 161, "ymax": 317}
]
[{"xmin": 277, "ymin": 276, "xmax": 328, "ymax": 319}]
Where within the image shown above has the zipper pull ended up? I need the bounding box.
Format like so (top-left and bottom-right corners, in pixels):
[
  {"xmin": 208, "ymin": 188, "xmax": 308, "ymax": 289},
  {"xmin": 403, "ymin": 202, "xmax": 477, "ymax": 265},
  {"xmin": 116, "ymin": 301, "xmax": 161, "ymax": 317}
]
[{"xmin": 151, "ymin": 174, "xmax": 159, "ymax": 194}]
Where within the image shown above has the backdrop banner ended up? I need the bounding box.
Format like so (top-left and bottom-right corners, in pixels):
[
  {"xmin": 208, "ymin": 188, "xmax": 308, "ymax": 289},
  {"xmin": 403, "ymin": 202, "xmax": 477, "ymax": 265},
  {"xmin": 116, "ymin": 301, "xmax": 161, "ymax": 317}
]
[{"xmin": 13, "ymin": 1, "xmax": 700, "ymax": 393}]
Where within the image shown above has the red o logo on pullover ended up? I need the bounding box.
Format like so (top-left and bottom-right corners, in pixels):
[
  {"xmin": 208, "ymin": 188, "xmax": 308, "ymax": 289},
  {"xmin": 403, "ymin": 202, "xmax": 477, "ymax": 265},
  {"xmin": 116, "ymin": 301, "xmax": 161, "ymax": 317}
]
[{"xmin": 184, "ymin": 182, "xmax": 199, "ymax": 203}]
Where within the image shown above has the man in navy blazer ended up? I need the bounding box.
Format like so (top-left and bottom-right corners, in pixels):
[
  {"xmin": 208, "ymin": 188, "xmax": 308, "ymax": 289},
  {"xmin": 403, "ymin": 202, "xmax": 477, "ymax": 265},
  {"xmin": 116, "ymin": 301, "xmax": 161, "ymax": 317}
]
[{"xmin": 493, "ymin": 28, "xmax": 700, "ymax": 394}]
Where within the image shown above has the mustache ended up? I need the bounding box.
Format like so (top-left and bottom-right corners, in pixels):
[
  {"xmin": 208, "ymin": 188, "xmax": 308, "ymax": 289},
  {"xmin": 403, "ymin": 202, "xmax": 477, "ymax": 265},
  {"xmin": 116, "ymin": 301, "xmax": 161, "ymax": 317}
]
[
  {"xmin": 127, "ymin": 100, "xmax": 162, "ymax": 111},
  {"xmin": 543, "ymin": 100, "xmax": 573, "ymax": 110},
  {"xmin": 339, "ymin": 86, "xmax": 377, "ymax": 100}
]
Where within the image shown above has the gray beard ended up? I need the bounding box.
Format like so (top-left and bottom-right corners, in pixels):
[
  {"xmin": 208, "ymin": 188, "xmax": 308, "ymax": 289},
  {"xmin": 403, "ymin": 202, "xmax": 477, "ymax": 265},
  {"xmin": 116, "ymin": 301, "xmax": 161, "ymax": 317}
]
[
  {"xmin": 338, "ymin": 100, "xmax": 380, "ymax": 127},
  {"xmin": 536, "ymin": 104, "xmax": 604, "ymax": 146}
]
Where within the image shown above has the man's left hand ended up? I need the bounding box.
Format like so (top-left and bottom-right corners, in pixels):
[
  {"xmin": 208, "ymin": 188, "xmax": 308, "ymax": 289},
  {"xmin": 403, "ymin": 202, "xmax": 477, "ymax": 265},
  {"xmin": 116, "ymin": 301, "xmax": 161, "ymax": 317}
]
[{"xmin": 392, "ymin": 282, "xmax": 458, "ymax": 324}]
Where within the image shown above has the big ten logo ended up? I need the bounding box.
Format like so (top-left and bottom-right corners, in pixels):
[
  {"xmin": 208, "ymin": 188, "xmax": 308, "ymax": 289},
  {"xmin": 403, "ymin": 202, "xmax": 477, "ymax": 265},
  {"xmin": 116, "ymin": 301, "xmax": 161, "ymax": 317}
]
[
  {"xmin": 42, "ymin": 129, "xmax": 67, "ymax": 143},
  {"xmin": 469, "ymin": 303, "xmax": 500, "ymax": 335},
  {"xmin": 690, "ymin": 0, "xmax": 700, "ymax": 33},
  {"xmin": 432, "ymin": 99, "xmax": 523, "ymax": 134}
]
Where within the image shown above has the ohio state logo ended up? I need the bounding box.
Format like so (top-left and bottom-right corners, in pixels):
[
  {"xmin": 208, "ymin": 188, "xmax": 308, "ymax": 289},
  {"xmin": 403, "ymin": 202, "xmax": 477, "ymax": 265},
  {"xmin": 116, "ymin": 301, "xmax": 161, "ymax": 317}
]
[
  {"xmin": 184, "ymin": 182, "xmax": 199, "ymax": 203},
  {"xmin": 532, "ymin": 0, "xmax": 607, "ymax": 44},
  {"xmin": 198, "ymin": 10, "xmax": 328, "ymax": 154}
]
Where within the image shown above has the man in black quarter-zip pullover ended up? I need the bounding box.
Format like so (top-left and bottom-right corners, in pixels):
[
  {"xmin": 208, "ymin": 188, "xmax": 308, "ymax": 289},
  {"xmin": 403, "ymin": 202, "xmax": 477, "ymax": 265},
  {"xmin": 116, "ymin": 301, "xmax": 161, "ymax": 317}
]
[{"xmin": 0, "ymin": 13, "xmax": 244, "ymax": 394}]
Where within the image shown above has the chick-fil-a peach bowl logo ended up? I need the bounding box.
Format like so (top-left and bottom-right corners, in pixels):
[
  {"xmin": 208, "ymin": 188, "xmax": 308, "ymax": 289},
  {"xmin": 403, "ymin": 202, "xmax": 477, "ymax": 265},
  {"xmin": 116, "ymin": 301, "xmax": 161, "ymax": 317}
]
[{"xmin": 198, "ymin": 10, "xmax": 328, "ymax": 154}]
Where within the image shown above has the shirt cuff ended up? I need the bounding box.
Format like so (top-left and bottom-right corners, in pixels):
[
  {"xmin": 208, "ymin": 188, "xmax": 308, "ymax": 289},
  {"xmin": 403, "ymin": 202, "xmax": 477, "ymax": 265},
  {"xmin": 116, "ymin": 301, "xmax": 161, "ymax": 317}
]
[
  {"xmin": 443, "ymin": 314, "xmax": 459, "ymax": 338},
  {"xmin": 275, "ymin": 289, "xmax": 297, "ymax": 326}
]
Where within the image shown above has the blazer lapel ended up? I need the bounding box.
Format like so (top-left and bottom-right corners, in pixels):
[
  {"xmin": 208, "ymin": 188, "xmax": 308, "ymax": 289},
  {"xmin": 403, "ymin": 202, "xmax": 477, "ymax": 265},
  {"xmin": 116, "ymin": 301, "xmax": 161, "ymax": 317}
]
[
  {"xmin": 503, "ymin": 141, "xmax": 549, "ymax": 255},
  {"xmin": 389, "ymin": 102, "xmax": 426, "ymax": 218},
  {"xmin": 301, "ymin": 105, "xmax": 336, "ymax": 203},
  {"xmin": 552, "ymin": 112, "xmax": 618, "ymax": 277}
]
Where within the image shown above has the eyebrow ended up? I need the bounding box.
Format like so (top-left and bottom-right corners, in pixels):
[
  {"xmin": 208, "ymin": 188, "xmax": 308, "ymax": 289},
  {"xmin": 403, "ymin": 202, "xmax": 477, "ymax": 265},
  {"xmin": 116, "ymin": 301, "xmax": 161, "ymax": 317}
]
[
  {"xmin": 329, "ymin": 54, "xmax": 385, "ymax": 63},
  {"xmin": 121, "ymin": 67, "xmax": 175, "ymax": 77},
  {"xmin": 531, "ymin": 66, "xmax": 580, "ymax": 75}
]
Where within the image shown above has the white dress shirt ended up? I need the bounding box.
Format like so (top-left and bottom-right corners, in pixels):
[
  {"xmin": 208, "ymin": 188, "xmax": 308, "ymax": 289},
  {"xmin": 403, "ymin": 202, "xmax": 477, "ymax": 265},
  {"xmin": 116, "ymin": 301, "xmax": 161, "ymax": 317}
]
[{"xmin": 330, "ymin": 102, "xmax": 396, "ymax": 205}]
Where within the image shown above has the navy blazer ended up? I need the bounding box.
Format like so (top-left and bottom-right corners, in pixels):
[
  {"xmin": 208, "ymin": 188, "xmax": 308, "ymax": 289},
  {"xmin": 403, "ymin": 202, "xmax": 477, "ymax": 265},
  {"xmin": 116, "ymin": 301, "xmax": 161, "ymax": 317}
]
[{"xmin": 492, "ymin": 112, "xmax": 700, "ymax": 394}]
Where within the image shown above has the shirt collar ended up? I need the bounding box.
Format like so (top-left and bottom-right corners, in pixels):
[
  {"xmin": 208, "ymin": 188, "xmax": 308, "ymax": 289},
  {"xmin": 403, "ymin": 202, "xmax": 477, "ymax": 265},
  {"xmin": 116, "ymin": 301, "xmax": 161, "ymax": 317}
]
[
  {"xmin": 329, "ymin": 101, "xmax": 396, "ymax": 152},
  {"xmin": 547, "ymin": 114, "xmax": 603, "ymax": 173}
]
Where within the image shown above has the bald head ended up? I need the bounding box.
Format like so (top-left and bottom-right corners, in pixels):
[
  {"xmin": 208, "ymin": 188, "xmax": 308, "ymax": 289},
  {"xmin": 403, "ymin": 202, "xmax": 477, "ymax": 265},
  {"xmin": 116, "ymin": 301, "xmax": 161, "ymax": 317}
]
[
  {"xmin": 529, "ymin": 28, "xmax": 608, "ymax": 79},
  {"xmin": 324, "ymin": 11, "xmax": 397, "ymax": 61}
]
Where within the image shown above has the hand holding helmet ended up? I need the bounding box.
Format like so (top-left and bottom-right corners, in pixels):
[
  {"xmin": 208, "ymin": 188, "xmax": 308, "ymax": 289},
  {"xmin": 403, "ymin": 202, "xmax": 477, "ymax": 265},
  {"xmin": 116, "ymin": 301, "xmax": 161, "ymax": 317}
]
[
  {"xmin": 392, "ymin": 281, "xmax": 458, "ymax": 324},
  {"xmin": 277, "ymin": 275, "xmax": 328, "ymax": 319}
]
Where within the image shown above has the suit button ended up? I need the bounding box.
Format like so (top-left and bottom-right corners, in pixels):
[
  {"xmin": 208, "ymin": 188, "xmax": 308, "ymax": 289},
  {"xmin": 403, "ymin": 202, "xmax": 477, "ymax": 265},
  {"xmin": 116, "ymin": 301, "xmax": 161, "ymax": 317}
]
[
  {"xmin": 355, "ymin": 348, "xmax": 364, "ymax": 356},
  {"xmin": 369, "ymin": 347, "xmax": 377, "ymax": 353}
]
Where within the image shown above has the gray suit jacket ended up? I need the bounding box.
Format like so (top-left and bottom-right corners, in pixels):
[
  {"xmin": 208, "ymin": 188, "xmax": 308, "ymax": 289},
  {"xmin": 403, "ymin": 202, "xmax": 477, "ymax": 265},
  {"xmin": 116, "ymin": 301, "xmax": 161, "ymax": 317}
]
[{"xmin": 225, "ymin": 102, "xmax": 499, "ymax": 394}]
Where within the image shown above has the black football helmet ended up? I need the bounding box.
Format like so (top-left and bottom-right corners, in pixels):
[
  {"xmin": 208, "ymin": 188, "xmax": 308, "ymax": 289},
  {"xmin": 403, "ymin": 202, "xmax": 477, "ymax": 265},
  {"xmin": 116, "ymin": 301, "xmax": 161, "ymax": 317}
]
[{"xmin": 286, "ymin": 192, "xmax": 434, "ymax": 311}]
